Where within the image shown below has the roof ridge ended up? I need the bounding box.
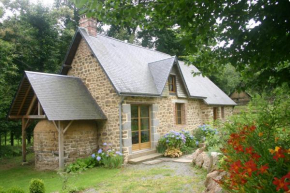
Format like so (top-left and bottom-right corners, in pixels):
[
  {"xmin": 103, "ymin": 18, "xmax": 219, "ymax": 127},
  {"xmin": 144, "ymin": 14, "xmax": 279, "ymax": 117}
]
[
  {"xmin": 25, "ymin": 71, "xmax": 79, "ymax": 79},
  {"xmin": 148, "ymin": 56, "xmax": 176, "ymax": 64},
  {"xmin": 78, "ymin": 27, "xmax": 172, "ymax": 57}
]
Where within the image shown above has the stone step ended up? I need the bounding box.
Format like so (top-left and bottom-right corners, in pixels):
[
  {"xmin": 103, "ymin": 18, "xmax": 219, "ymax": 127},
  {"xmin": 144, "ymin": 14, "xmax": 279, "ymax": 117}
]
[
  {"xmin": 128, "ymin": 153, "xmax": 163, "ymax": 164},
  {"xmin": 128, "ymin": 149, "xmax": 157, "ymax": 160}
]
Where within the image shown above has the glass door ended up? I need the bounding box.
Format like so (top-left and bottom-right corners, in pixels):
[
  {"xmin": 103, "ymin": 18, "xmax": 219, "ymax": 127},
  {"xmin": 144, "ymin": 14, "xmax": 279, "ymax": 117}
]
[{"xmin": 131, "ymin": 105, "xmax": 151, "ymax": 151}]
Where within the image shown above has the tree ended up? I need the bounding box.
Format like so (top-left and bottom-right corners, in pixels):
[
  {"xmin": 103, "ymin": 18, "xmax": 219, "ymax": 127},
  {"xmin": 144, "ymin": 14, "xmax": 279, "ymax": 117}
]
[
  {"xmin": 0, "ymin": 0, "xmax": 76, "ymax": 151},
  {"xmin": 74, "ymin": 0, "xmax": 290, "ymax": 89}
]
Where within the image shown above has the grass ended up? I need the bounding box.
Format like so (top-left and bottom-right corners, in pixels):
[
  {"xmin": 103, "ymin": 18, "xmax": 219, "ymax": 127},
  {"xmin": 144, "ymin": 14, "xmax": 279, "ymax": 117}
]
[
  {"xmin": 0, "ymin": 154, "xmax": 207, "ymax": 193},
  {"xmin": 94, "ymin": 166, "xmax": 207, "ymax": 193},
  {"xmin": 0, "ymin": 154, "xmax": 119, "ymax": 192}
]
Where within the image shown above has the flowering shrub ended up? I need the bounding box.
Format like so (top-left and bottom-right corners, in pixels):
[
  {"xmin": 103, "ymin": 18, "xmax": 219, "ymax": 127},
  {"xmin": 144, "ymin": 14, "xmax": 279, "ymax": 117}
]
[
  {"xmin": 193, "ymin": 124, "xmax": 221, "ymax": 151},
  {"xmin": 94, "ymin": 143, "xmax": 123, "ymax": 168},
  {"xmin": 66, "ymin": 143, "xmax": 123, "ymax": 173},
  {"xmin": 156, "ymin": 130, "xmax": 197, "ymax": 156},
  {"xmin": 182, "ymin": 129, "xmax": 196, "ymax": 148},
  {"xmin": 217, "ymin": 94, "xmax": 290, "ymax": 192}
]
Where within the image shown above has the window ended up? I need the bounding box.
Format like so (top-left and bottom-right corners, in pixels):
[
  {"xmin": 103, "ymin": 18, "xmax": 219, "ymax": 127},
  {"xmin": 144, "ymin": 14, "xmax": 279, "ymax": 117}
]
[
  {"xmin": 175, "ymin": 103, "xmax": 185, "ymax": 125},
  {"xmin": 168, "ymin": 75, "xmax": 176, "ymax": 93}
]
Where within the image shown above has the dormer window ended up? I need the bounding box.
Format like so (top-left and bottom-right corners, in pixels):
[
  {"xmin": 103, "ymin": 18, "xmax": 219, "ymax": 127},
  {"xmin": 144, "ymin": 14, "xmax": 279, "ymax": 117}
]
[{"xmin": 168, "ymin": 75, "xmax": 176, "ymax": 93}]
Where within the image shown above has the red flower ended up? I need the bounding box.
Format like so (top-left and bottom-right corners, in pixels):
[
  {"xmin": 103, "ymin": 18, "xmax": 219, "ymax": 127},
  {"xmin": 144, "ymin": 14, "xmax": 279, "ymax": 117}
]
[
  {"xmin": 240, "ymin": 178, "xmax": 248, "ymax": 185},
  {"xmin": 273, "ymin": 148, "xmax": 286, "ymax": 161},
  {"xmin": 252, "ymin": 153, "xmax": 261, "ymax": 161},
  {"xmin": 258, "ymin": 164, "xmax": 269, "ymax": 174},
  {"xmin": 230, "ymin": 160, "xmax": 242, "ymax": 173},
  {"xmin": 283, "ymin": 172, "xmax": 290, "ymax": 179},
  {"xmin": 245, "ymin": 147, "xmax": 254, "ymax": 154},
  {"xmin": 234, "ymin": 145, "xmax": 244, "ymax": 152},
  {"xmin": 249, "ymin": 125, "xmax": 256, "ymax": 131},
  {"xmin": 243, "ymin": 160, "xmax": 257, "ymax": 177},
  {"xmin": 273, "ymin": 177, "xmax": 290, "ymax": 191}
]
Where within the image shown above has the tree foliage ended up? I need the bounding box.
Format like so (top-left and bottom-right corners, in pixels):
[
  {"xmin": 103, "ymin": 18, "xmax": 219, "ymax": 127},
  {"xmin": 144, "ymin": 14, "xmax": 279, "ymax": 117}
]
[
  {"xmin": 0, "ymin": 0, "xmax": 76, "ymax": 148},
  {"xmin": 74, "ymin": 0, "xmax": 290, "ymax": 89}
]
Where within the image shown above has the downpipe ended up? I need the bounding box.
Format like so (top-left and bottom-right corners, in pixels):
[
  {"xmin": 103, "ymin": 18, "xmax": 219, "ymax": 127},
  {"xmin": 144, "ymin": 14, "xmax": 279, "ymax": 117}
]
[{"xmin": 119, "ymin": 96, "xmax": 125, "ymax": 153}]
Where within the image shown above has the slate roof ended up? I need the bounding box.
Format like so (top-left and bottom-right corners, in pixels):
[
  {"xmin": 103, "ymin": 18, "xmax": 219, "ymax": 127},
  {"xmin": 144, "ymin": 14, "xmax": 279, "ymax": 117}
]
[
  {"xmin": 62, "ymin": 28, "xmax": 236, "ymax": 106},
  {"xmin": 11, "ymin": 71, "xmax": 106, "ymax": 120}
]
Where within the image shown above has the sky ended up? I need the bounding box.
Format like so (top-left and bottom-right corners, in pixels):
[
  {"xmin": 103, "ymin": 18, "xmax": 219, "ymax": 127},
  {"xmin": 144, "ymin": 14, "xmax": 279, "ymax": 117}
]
[{"xmin": 30, "ymin": 0, "xmax": 55, "ymax": 7}]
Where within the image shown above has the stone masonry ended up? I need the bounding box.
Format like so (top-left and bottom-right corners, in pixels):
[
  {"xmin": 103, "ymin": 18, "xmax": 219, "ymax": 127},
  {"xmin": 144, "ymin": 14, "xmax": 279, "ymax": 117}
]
[
  {"xmin": 68, "ymin": 40, "xmax": 121, "ymax": 150},
  {"xmin": 67, "ymin": 38, "xmax": 234, "ymax": 162},
  {"xmin": 34, "ymin": 120, "xmax": 98, "ymax": 170}
]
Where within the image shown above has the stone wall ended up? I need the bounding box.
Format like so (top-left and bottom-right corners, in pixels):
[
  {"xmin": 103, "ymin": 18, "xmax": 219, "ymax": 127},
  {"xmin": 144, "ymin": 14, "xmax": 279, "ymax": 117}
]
[
  {"xmin": 68, "ymin": 39, "xmax": 121, "ymax": 150},
  {"xmin": 34, "ymin": 120, "xmax": 98, "ymax": 170}
]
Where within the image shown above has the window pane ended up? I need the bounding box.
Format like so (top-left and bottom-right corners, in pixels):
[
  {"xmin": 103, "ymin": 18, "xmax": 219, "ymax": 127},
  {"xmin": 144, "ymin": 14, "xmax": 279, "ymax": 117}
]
[
  {"xmin": 169, "ymin": 84, "xmax": 173, "ymax": 91},
  {"xmin": 140, "ymin": 106, "xmax": 149, "ymax": 117},
  {"xmin": 131, "ymin": 119, "xmax": 138, "ymax": 131},
  {"xmin": 169, "ymin": 76, "xmax": 172, "ymax": 83},
  {"xmin": 176, "ymin": 104, "xmax": 181, "ymax": 110},
  {"xmin": 177, "ymin": 117, "xmax": 182, "ymax": 124},
  {"xmin": 177, "ymin": 110, "xmax": 181, "ymax": 117},
  {"xmin": 132, "ymin": 132, "xmax": 139, "ymax": 144},
  {"xmin": 141, "ymin": 118, "xmax": 149, "ymax": 130},
  {"xmin": 141, "ymin": 130, "xmax": 150, "ymax": 143},
  {"xmin": 131, "ymin": 105, "xmax": 138, "ymax": 118}
]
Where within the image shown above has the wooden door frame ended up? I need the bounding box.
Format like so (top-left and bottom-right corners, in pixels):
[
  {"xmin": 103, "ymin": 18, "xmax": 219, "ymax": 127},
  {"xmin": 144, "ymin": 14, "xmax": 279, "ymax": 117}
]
[{"xmin": 213, "ymin": 107, "xmax": 218, "ymax": 120}]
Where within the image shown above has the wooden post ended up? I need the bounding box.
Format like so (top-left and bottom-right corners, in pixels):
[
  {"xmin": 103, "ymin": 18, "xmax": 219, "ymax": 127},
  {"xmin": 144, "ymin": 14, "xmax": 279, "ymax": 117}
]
[
  {"xmin": 58, "ymin": 121, "xmax": 64, "ymax": 169},
  {"xmin": 22, "ymin": 118, "xmax": 27, "ymax": 163}
]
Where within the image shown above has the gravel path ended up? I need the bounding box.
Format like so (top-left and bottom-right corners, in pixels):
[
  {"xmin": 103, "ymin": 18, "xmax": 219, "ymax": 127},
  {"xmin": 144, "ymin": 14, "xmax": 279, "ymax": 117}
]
[
  {"xmin": 83, "ymin": 156, "xmax": 206, "ymax": 193},
  {"xmin": 126, "ymin": 161, "xmax": 196, "ymax": 177}
]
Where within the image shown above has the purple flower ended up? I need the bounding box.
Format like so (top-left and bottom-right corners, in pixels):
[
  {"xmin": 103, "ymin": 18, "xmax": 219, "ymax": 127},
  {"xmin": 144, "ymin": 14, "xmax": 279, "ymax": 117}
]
[
  {"xmin": 97, "ymin": 156, "xmax": 101, "ymax": 161},
  {"xmin": 116, "ymin": 151, "xmax": 122, "ymax": 156},
  {"xmin": 98, "ymin": 149, "xmax": 102, "ymax": 154},
  {"xmin": 91, "ymin": 153, "xmax": 96, "ymax": 158},
  {"xmin": 103, "ymin": 143, "xmax": 107, "ymax": 146},
  {"xmin": 196, "ymin": 141, "xmax": 199, "ymax": 146}
]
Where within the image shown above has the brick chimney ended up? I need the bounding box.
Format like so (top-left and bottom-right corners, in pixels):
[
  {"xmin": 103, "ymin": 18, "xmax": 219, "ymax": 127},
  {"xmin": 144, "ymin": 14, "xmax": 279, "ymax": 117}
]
[{"xmin": 79, "ymin": 15, "xmax": 97, "ymax": 37}]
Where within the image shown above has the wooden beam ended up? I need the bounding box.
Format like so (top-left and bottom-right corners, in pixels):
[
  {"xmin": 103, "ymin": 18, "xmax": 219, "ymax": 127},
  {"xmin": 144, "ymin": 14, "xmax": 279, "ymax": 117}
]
[
  {"xmin": 9, "ymin": 115, "xmax": 46, "ymax": 119},
  {"xmin": 52, "ymin": 121, "xmax": 59, "ymax": 132},
  {"xmin": 63, "ymin": 120, "xmax": 73, "ymax": 134},
  {"xmin": 58, "ymin": 121, "xmax": 65, "ymax": 169},
  {"xmin": 38, "ymin": 102, "xmax": 42, "ymax": 115},
  {"xmin": 26, "ymin": 95, "xmax": 37, "ymax": 115},
  {"xmin": 22, "ymin": 118, "xmax": 28, "ymax": 162},
  {"xmin": 17, "ymin": 85, "xmax": 31, "ymax": 115},
  {"xmin": 62, "ymin": 64, "xmax": 72, "ymax": 68}
]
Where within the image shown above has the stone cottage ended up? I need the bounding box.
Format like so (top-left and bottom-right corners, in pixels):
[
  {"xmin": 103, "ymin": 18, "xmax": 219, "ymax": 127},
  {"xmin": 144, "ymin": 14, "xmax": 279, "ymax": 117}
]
[{"xmin": 8, "ymin": 16, "xmax": 236, "ymax": 170}]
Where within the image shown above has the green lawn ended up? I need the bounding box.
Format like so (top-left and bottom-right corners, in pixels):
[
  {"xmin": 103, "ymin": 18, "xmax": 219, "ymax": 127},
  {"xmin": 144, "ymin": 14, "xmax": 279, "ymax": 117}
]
[
  {"xmin": 0, "ymin": 154, "xmax": 119, "ymax": 192},
  {"xmin": 0, "ymin": 154, "xmax": 206, "ymax": 193}
]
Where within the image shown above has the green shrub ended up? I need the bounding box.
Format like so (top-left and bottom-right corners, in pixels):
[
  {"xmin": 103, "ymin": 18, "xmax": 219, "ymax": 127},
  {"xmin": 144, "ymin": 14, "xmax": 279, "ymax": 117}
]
[
  {"xmin": 29, "ymin": 179, "xmax": 45, "ymax": 193},
  {"xmin": 193, "ymin": 124, "xmax": 223, "ymax": 151},
  {"xmin": 0, "ymin": 146, "xmax": 22, "ymax": 158},
  {"xmin": 180, "ymin": 145, "xmax": 194, "ymax": 154},
  {"xmin": 95, "ymin": 143, "xmax": 123, "ymax": 168},
  {"xmin": 101, "ymin": 154, "xmax": 123, "ymax": 168},
  {"xmin": 6, "ymin": 187, "xmax": 25, "ymax": 193},
  {"xmin": 65, "ymin": 157, "xmax": 96, "ymax": 173}
]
